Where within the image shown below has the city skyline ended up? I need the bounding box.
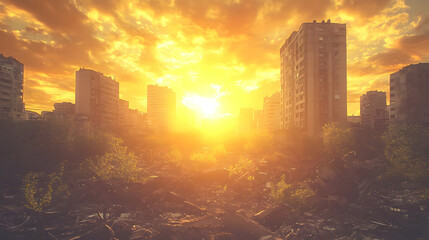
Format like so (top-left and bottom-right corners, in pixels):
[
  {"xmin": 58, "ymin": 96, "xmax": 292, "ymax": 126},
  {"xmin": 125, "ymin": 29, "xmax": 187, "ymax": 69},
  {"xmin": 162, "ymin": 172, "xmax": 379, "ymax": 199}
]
[{"xmin": 1, "ymin": 0, "xmax": 428, "ymax": 118}]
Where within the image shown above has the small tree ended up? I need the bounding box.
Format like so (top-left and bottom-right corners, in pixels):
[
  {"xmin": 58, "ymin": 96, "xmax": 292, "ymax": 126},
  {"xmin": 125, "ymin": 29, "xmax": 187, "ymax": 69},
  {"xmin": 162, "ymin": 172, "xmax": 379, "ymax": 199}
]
[
  {"xmin": 271, "ymin": 175, "xmax": 315, "ymax": 211},
  {"xmin": 22, "ymin": 162, "xmax": 67, "ymax": 212},
  {"xmin": 323, "ymin": 123, "xmax": 354, "ymax": 159},
  {"xmin": 383, "ymin": 124, "xmax": 429, "ymax": 182},
  {"xmin": 83, "ymin": 137, "xmax": 146, "ymax": 183},
  {"xmin": 228, "ymin": 155, "xmax": 256, "ymax": 178}
]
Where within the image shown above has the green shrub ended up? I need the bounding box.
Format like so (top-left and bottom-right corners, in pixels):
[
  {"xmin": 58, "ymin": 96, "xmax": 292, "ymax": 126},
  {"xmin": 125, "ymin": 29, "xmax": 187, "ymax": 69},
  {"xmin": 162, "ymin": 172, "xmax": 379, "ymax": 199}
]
[
  {"xmin": 382, "ymin": 124, "xmax": 429, "ymax": 182},
  {"xmin": 22, "ymin": 163, "xmax": 67, "ymax": 212},
  {"xmin": 83, "ymin": 137, "xmax": 147, "ymax": 183},
  {"xmin": 323, "ymin": 123, "xmax": 354, "ymax": 159},
  {"xmin": 271, "ymin": 174, "xmax": 315, "ymax": 210},
  {"xmin": 228, "ymin": 155, "xmax": 256, "ymax": 178}
]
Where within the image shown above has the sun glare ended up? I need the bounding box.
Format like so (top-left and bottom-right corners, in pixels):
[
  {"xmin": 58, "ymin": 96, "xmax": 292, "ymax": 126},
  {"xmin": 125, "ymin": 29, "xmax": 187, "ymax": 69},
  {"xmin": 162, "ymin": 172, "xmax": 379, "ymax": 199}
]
[{"xmin": 181, "ymin": 93, "xmax": 220, "ymax": 119}]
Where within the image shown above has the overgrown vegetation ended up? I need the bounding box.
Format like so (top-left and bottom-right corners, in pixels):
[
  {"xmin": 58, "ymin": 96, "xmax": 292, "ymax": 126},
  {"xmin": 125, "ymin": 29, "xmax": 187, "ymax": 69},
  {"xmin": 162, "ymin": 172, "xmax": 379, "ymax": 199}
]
[
  {"xmin": 228, "ymin": 155, "xmax": 257, "ymax": 179},
  {"xmin": 322, "ymin": 123, "xmax": 354, "ymax": 159},
  {"xmin": 0, "ymin": 120, "xmax": 110, "ymax": 182},
  {"xmin": 382, "ymin": 124, "xmax": 429, "ymax": 182},
  {"xmin": 82, "ymin": 137, "xmax": 147, "ymax": 183},
  {"xmin": 271, "ymin": 174, "xmax": 315, "ymax": 211},
  {"xmin": 22, "ymin": 163, "xmax": 67, "ymax": 212}
]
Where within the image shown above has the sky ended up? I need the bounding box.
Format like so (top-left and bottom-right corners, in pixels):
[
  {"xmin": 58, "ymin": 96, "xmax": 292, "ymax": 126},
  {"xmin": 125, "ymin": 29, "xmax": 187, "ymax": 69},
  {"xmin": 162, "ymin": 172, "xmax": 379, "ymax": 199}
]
[{"xmin": 0, "ymin": 0, "xmax": 429, "ymax": 117}]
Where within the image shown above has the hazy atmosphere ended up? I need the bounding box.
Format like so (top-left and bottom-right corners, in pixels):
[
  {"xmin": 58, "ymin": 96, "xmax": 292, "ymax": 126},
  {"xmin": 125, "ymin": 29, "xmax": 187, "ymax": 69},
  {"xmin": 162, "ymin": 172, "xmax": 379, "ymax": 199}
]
[{"xmin": 1, "ymin": 0, "xmax": 429, "ymax": 116}]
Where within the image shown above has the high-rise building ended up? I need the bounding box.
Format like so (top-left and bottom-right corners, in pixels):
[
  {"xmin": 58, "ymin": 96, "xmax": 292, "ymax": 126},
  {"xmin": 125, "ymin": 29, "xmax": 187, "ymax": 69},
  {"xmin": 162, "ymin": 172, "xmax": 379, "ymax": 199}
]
[
  {"xmin": 0, "ymin": 54, "xmax": 24, "ymax": 120},
  {"xmin": 238, "ymin": 108, "xmax": 254, "ymax": 136},
  {"xmin": 119, "ymin": 99, "xmax": 129, "ymax": 126},
  {"xmin": 389, "ymin": 63, "xmax": 429, "ymax": 126},
  {"xmin": 75, "ymin": 68, "xmax": 119, "ymax": 128},
  {"xmin": 254, "ymin": 110, "xmax": 263, "ymax": 133},
  {"xmin": 263, "ymin": 92, "xmax": 281, "ymax": 133},
  {"xmin": 280, "ymin": 20, "xmax": 347, "ymax": 137},
  {"xmin": 147, "ymin": 85, "xmax": 176, "ymax": 132},
  {"xmin": 360, "ymin": 91, "xmax": 386, "ymax": 129}
]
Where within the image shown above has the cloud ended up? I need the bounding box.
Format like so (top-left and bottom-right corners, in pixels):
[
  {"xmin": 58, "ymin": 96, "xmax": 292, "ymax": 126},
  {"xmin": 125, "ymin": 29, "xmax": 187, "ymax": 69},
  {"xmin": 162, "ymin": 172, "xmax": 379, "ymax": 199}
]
[
  {"xmin": 349, "ymin": 30, "xmax": 429, "ymax": 77},
  {"xmin": 336, "ymin": 0, "xmax": 393, "ymax": 18},
  {"xmin": 5, "ymin": 0, "xmax": 89, "ymax": 34},
  {"xmin": 0, "ymin": 0, "xmax": 428, "ymax": 116}
]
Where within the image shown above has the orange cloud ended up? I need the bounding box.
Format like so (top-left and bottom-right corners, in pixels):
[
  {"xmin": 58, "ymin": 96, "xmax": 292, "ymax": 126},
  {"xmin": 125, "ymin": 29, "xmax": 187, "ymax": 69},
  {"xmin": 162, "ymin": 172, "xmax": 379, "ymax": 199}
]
[{"xmin": 0, "ymin": 0, "xmax": 428, "ymax": 116}]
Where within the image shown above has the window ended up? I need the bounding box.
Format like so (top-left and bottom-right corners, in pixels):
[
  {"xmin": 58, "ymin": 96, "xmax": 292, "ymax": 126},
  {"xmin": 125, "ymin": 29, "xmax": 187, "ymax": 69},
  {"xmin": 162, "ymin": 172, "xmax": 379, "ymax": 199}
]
[
  {"xmin": 319, "ymin": 36, "xmax": 324, "ymax": 41},
  {"xmin": 334, "ymin": 94, "xmax": 340, "ymax": 100}
]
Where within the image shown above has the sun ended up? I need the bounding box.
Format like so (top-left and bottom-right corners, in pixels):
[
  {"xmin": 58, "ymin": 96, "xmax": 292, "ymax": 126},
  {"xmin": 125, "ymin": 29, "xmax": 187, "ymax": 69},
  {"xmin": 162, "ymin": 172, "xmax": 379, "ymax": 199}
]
[{"xmin": 181, "ymin": 93, "xmax": 220, "ymax": 119}]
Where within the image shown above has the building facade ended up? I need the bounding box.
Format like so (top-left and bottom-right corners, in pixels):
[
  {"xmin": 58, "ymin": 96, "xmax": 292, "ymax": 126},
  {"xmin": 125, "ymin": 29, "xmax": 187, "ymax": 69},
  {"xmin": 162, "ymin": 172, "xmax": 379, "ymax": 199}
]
[
  {"xmin": 238, "ymin": 108, "xmax": 254, "ymax": 136},
  {"xmin": 147, "ymin": 85, "xmax": 176, "ymax": 132},
  {"xmin": 119, "ymin": 99, "xmax": 129, "ymax": 126},
  {"xmin": 280, "ymin": 20, "xmax": 347, "ymax": 137},
  {"xmin": 75, "ymin": 68, "xmax": 119, "ymax": 128},
  {"xmin": 253, "ymin": 110, "xmax": 263, "ymax": 133},
  {"xmin": 0, "ymin": 54, "xmax": 24, "ymax": 120},
  {"xmin": 360, "ymin": 91, "xmax": 386, "ymax": 129},
  {"xmin": 263, "ymin": 92, "xmax": 281, "ymax": 133},
  {"xmin": 389, "ymin": 63, "xmax": 429, "ymax": 126}
]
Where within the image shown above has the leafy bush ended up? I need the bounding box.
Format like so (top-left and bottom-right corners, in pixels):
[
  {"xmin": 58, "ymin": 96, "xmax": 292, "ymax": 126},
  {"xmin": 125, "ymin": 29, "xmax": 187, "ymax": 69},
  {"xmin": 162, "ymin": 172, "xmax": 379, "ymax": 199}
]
[
  {"xmin": 0, "ymin": 120, "xmax": 110, "ymax": 183},
  {"xmin": 382, "ymin": 124, "xmax": 429, "ymax": 182},
  {"xmin": 228, "ymin": 155, "xmax": 256, "ymax": 178},
  {"xmin": 83, "ymin": 137, "xmax": 147, "ymax": 183},
  {"xmin": 22, "ymin": 163, "xmax": 67, "ymax": 212},
  {"xmin": 271, "ymin": 174, "xmax": 315, "ymax": 210},
  {"xmin": 323, "ymin": 123, "xmax": 354, "ymax": 159},
  {"xmin": 190, "ymin": 151, "xmax": 216, "ymax": 163},
  {"xmin": 166, "ymin": 145, "xmax": 184, "ymax": 163}
]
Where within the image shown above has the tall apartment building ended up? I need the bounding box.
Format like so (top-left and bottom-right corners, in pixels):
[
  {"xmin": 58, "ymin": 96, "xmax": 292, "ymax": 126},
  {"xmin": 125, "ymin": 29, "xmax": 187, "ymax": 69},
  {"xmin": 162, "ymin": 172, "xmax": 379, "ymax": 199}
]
[
  {"xmin": 263, "ymin": 92, "xmax": 281, "ymax": 133},
  {"xmin": 119, "ymin": 99, "xmax": 129, "ymax": 125},
  {"xmin": 238, "ymin": 108, "xmax": 254, "ymax": 136},
  {"xmin": 75, "ymin": 68, "xmax": 119, "ymax": 128},
  {"xmin": 147, "ymin": 84, "xmax": 176, "ymax": 132},
  {"xmin": 254, "ymin": 110, "xmax": 263, "ymax": 132},
  {"xmin": 280, "ymin": 20, "xmax": 347, "ymax": 137},
  {"xmin": 360, "ymin": 91, "xmax": 386, "ymax": 129},
  {"xmin": 0, "ymin": 54, "xmax": 24, "ymax": 120},
  {"xmin": 389, "ymin": 63, "xmax": 429, "ymax": 126}
]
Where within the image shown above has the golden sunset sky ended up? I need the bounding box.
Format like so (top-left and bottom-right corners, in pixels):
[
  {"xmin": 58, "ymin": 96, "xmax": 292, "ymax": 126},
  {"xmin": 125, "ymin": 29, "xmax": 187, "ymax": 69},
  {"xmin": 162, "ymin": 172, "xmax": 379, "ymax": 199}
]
[{"xmin": 1, "ymin": 0, "xmax": 428, "ymax": 117}]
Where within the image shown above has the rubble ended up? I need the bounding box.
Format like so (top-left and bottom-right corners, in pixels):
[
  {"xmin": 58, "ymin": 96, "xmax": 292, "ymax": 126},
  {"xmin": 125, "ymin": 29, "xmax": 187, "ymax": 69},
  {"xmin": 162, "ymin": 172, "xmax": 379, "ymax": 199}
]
[{"xmin": 1, "ymin": 154, "xmax": 429, "ymax": 240}]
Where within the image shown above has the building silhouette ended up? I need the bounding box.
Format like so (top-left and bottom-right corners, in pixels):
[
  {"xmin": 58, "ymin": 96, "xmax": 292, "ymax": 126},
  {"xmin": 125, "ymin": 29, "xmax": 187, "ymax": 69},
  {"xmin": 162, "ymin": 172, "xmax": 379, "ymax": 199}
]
[
  {"xmin": 238, "ymin": 108, "xmax": 254, "ymax": 136},
  {"xmin": 147, "ymin": 84, "xmax": 176, "ymax": 132},
  {"xmin": 360, "ymin": 91, "xmax": 386, "ymax": 129},
  {"xmin": 263, "ymin": 92, "xmax": 281, "ymax": 133},
  {"xmin": 280, "ymin": 20, "xmax": 347, "ymax": 137},
  {"xmin": 0, "ymin": 54, "xmax": 24, "ymax": 120},
  {"xmin": 119, "ymin": 99, "xmax": 129, "ymax": 126},
  {"xmin": 389, "ymin": 63, "xmax": 429, "ymax": 126},
  {"xmin": 25, "ymin": 110, "xmax": 40, "ymax": 120},
  {"xmin": 75, "ymin": 68, "xmax": 119, "ymax": 128},
  {"xmin": 254, "ymin": 109, "xmax": 263, "ymax": 133},
  {"xmin": 53, "ymin": 102, "xmax": 75, "ymax": 121}
]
